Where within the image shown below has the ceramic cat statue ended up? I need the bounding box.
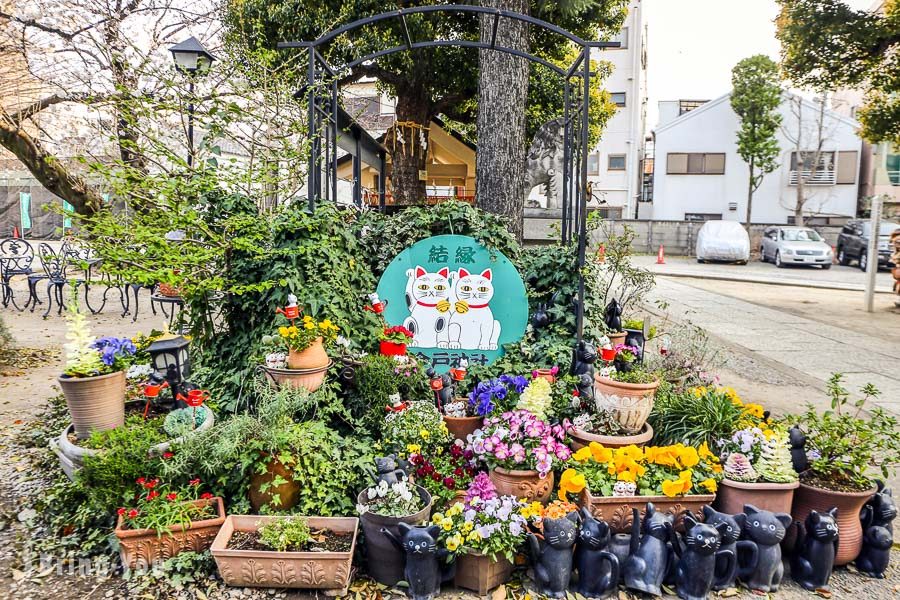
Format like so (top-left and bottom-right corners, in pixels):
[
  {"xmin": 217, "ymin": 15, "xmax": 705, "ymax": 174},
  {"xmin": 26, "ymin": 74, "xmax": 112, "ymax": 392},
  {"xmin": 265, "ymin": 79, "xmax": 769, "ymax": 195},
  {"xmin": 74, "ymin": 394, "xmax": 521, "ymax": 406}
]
[
  {"xmin": 788, "ymin": 426, "xmax": 808, "ymax": 474},
  {"xmin": 572, "ymin": 507, "xmax": 619, "ymax": 599},
  {"xmin": 861, "ymin": 480, "xmax": 897, "ymax": 535},
  {"xmin": 623, "ymin": 503, "xmax": 675, "ymax": 596},
  {"xmin": 404, "ymin": 266, "xmax": 451, "ymax": 348},
  {"xmin": 857, "ymin": 481, "xmax": 896, "ymax": 578},
  {"xmin": 791, "ymin": 508, "xmax": 839, "ymax": 591},
  {"xmin": 674, "ymin": 514, "xmax": 736, "ymax": 600},
  {"xmin": 374, "ymin": 455, "xmax": 408, "ymax": 486},
  {"xmin": 382, "ymin": 524, "xmax": 455, "ymax": 600},
  {"xmin": 527, "ymin": 511, "xmax": 579, "ymax": 598},
  {"xmin": 700, "ymin": 505, "xmax": 754, "ymax": 591},
  {"xmin": 447, "ymin": 268, "xmax": 501, "ymax": 351},
  {"xmin": 603, "ymin": 299, "xmax": 623, "ymax": 333},
  {"xmin": 736, "ymin": 504, "xmax": 792, "ymax": 593},
  {"xmin": 570, "ymin": 340, "xmax": 597, "ymax": 402}
]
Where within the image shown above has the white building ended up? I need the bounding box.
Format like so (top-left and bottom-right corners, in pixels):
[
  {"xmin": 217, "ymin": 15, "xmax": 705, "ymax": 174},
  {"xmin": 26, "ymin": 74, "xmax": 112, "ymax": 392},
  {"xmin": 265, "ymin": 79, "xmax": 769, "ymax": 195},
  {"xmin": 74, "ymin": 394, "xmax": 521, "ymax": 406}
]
[
  {"xmin": 649, "ymin": 92, "xmax": 863, "ymax": 224},
  {"xmin": 585, "ymin": 0, "xmax": 647, "ymax": 219}
]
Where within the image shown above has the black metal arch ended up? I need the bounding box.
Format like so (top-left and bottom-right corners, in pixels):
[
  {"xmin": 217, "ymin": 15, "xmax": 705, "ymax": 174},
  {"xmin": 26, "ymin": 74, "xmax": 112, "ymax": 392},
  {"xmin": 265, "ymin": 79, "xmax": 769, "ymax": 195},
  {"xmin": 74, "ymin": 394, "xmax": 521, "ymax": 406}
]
[{"xmin": 279, "ymin": 4, "xmax": 618, "ymax": 342}]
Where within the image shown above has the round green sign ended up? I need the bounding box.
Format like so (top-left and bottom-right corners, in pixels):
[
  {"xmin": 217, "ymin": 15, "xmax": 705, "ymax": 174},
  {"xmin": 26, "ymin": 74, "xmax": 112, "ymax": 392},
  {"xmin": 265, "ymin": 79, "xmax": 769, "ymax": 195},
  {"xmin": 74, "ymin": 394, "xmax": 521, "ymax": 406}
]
[{"xmin": 376, "ymin": 234, "xmax": 528, "ymax": 372}]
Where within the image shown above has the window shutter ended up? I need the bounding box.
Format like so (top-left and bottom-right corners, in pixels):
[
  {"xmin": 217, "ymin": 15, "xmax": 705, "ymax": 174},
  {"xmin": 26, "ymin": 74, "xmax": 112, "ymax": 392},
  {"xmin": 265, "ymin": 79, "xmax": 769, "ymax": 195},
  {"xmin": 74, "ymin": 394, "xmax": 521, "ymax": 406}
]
[
  {"xmin": 667, "ymin": 153, "xmax": 688, "ymax": 174},
  {"xmin": 687, "ymin": 153, "xmax": 704, "ymax": 173},
  {"xmin": 837, "ymin": 151, "xmax": 857, "ymax": 184}
]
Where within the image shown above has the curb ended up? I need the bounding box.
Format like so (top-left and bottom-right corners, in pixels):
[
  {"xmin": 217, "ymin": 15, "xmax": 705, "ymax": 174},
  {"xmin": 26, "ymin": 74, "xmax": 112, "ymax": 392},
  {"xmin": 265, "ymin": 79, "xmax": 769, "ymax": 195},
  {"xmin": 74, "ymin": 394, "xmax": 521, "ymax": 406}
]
[{"xmin": 652, "ymin": 270, "xmax": 894, "ymax": 294}]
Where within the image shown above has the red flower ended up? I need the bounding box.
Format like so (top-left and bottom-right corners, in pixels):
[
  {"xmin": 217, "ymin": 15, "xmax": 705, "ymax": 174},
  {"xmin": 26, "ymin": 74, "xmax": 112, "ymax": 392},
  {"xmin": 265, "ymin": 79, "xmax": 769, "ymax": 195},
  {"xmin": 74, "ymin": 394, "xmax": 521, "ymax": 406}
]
[
  {"xmin": 136, "ymin": 477, "xmax": 146, "ymax": 486},
  {"xmin": 450, "ymin": 445, "xmax": 463, "ymax": 458},
  {"xmin": 442, "ymin": 477, "xmax": 455, "ymax": 489},
  {"xmin": 166, "ymin": 493, "xmax": 178, "ymax": 502},
  {"xmin": 423, "ymin": 464, "xmax": 435, "ymax": 476},
  {"xmin": 416, "ymin": 467, "xmax": 426, "ymax": 478},
  {"xmin": 431, "ymin": 472, "xmax": 442, "ymax": 482},
  {"xmin": 463, "ymin": 450, "xmax": 474, "ymax": 460},
  {"xmin": 127, "ymin": 509, "xmax": 139, "ymax": 519},
  {"xmin": 162, "ymin": 452, "xmax": 174, "ymax": 460},
  {"xmin": 146, "ymin": 490, "xmax": 160, "ymax": 500},
  {"xmin": 572, "ymin": 389, "xmax": 580, "ymax": 397},
  {"xmin": 200, "ymin": 492, "xmax": 213, "ymax": 500},
  {"xmin": 465, "ymin": 466, "xmax": 476, "ymax": 476},
  {"xmin": 189, "ymin": 478, "xmax": 200, "ymax": 486},
  {"xmin": 409, "ymin": 454, "xmax": 422, "ymax": 466},
  {"xmin": 453, "ymin": 467, "xmax": 464, "ymax": 477},
  {"xmin": 117, "ymin": 508, "xmax": 126, "ymax": 516},
  {"xmin": 145, "ymin": 479, "xmax": 159, "ymax": 489}
]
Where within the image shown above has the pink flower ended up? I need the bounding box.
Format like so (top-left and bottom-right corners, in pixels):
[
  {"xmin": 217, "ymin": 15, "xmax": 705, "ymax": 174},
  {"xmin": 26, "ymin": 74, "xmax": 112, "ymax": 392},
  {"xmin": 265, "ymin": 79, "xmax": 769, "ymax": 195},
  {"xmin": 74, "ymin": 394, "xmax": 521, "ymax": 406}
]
[
  {"xmin": 494, "ymin": 442, "xmax": 510, "ymax": 460},
  {"xmin": 510, "ymin": 443, "xmax": 526, "ymax": 463}
]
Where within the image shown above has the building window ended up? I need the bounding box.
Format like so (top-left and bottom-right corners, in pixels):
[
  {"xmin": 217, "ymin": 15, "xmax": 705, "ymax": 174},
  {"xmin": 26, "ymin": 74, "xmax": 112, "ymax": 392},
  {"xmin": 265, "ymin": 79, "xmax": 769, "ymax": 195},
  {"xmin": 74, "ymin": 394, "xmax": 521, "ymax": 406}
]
[
  {"xmin": 885, "ymin": 152, "xmax": 899, "ymax": 185},
  {"xmin": 666, "ymin": 152, "xmax": 725, "ymax": 174},
  {"xmin": 608, "ymin": 154, "xmax": 626, "ymax": 171},
  {"xmin": 587, "ymin": 153, "xmax": 600, "ymax": 175},
  {"xmin": 610, "ymin": 92, "xmax": 626, "ymax": 107},
  {"xmin": 346, "ymin": 95, "xmax": 380, "ymax": 117},
  {"xmin": 789, "ymin": 151, "xmax": 836, "ymax": 185},
  {"xmin": 685, "ymin": 213, "xmax": 722, "ymax": 222},
  {"xmin": 610, "ymin": 27, "xmax": 628, "ymax": 49},
  {"xmin": 678, "ymin": 100, "xmax": 707, "ymax": 115}
]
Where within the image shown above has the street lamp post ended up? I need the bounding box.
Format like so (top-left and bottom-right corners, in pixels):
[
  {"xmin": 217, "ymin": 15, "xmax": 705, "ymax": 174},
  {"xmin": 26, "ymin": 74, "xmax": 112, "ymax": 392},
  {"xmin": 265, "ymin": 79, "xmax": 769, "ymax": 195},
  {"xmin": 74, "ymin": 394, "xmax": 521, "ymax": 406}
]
[{"xmin": 168, "ymin": 36, "xmax": 215, "ymax": 168}]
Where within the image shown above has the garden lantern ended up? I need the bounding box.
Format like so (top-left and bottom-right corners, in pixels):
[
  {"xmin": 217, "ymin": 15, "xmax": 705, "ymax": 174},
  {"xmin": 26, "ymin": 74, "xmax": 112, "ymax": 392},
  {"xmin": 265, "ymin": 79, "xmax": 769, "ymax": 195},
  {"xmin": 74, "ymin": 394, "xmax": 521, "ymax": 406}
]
[
  {"xmin": 147, "ymin": 334, "xmax": 191, "ymax": 399},
  {"xmin": 169, "ymin": 36, "xmax": 215, "ymax": 167}
]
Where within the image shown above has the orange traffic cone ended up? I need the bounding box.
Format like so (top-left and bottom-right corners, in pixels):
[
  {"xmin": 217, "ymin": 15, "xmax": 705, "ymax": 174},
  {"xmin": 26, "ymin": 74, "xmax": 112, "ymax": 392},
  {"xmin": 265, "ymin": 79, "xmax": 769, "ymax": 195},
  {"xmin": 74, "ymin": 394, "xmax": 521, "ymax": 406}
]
[
  {"xmin": 656, "ymin": 244, "xmax": 665, "ymax": 264},
  {"xmin": 596, "ymin": 244, "xmax": 606, "ymax": 263},
  {"xmin": 12, "ymin": 226, "xmax": 19, "ymax": 238}
]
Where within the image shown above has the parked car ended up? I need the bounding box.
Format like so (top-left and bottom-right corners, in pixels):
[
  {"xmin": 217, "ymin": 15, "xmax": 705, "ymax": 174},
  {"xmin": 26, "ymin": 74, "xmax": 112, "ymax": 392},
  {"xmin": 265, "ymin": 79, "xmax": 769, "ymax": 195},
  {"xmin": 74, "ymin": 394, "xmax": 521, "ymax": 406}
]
[
  {"xmin": 836, "ymin": 219, "xmax": 900, "ymax": 271},
  {"xmin": 696, "ymin": 220, "xmax": 750, "ymax": 264},
  {"xmin": 760, "ymin": 226, "xmax": 833, "ymax": 269}
]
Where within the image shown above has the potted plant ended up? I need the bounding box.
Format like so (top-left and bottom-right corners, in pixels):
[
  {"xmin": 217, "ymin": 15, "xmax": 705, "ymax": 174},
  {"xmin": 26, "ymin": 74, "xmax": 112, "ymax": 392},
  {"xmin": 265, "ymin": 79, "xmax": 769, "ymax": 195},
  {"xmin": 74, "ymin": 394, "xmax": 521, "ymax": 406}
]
[
  {"xmin": 382, "ymin": 400, "xmax": 452, "ymax": 458},
  {"xmin": 788, "ymin": 374, "xmax": 900, "ymax": 565},
  {"xmin": 469, "ymin": 409, "xmax": 570, "ymax": 503},
  {"xmin": 211, "ymin": 515, "xmax": 358, "ymax": 592},
  {"xmin": 380, "ymin": 325, "xmax": 413, "ymax": 356},
  {"xmin": 435, "ymin": 474, "xmax": 528, "ymax": 594},
  {"xmin": 569, "ymin": 407, "xmax": 653, "ymax": 450},
  {"xmin": 561, "ymin": 441, "xmax": 720, "ymax": 533},
  {"xmin": 114, "ymin": 478, "xmax": 225, "ymax": 570},
  {"xmin": 407, "ymin": 441, "xmax": 480, "ymax": 508},
  {"xmin": 715, "ymin": 425, "xmax": 798, "ymax": 515},
  {"xmin": 356, "ymin": 479, "xmax": 432, "ymax": 586},
  {"xmin": 264, "ymin": 314, "xmax": 338, "ymax": 391},
  {"xmin": 58, "ymin": 299, "xmax": 136, "ymax": 439},
  {"xmin": 593, "ymin": 361, "xmax": 659, "ymax": 434}
]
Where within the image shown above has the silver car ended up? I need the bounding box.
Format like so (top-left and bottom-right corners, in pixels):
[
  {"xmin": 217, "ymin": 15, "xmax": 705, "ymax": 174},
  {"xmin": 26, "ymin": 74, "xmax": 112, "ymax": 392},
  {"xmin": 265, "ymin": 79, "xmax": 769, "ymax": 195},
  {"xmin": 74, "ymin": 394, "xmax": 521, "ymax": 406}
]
[{"xmin": 760, "ymin": 226, "xmax": 833, "ymax": 269}]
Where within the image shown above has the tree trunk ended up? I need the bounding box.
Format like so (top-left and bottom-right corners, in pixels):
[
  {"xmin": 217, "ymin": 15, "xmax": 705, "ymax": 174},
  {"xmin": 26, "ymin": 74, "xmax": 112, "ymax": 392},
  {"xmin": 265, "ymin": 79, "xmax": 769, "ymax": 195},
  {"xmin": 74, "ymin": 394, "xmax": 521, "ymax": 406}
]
[
  {"xmin": 746, "ymin": 155, "xmax": 755, "ymax": 230},
  {"xmin": 388, "ymin": 92, "xmax": 431, "ymax": 205},
  {"xmin": 476, "ymin": 0, "xmax": 530, "ymax": 242},
  {"xmin": 0, "ymin": 106, "xmax": 103, "ymax": 216}
]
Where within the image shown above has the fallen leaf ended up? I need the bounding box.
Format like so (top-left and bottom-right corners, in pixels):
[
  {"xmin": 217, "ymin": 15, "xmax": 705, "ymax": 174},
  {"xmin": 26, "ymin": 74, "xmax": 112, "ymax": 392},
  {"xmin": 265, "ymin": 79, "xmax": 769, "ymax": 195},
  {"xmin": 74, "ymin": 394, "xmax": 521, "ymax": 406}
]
[
  {"xmin": 492, "ymin": 584, "xmax": 507, "ymax": 600},
  {"xmin": 11, "ymin": 569, "xmax": 25, "ymax": 581}
]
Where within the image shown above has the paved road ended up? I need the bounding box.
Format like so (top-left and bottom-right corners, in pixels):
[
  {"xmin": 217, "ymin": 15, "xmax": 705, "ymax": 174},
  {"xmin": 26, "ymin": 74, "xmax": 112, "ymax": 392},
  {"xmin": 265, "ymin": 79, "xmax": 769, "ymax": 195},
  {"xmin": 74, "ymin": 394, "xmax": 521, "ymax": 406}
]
[{"xmin": 644, "ymin": 276, "xmax": 900, "ymax": 417}]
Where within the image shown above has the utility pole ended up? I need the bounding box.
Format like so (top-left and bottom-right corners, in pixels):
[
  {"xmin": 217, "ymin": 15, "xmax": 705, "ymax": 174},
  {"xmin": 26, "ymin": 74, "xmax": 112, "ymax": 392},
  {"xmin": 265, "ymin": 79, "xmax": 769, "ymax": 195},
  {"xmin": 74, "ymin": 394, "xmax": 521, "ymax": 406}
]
[{"xmin": 864, "ymin": 195, "xmax": 882, "ymax": 313}]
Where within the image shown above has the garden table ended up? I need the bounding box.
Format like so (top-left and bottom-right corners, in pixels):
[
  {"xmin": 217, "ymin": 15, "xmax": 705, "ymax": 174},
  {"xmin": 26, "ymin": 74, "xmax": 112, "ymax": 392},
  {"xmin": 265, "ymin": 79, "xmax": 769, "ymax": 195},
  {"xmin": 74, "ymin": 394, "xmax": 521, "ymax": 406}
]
[{"xmin": 150, "ymin": 293, "xmax": 184, "ymax": 329}]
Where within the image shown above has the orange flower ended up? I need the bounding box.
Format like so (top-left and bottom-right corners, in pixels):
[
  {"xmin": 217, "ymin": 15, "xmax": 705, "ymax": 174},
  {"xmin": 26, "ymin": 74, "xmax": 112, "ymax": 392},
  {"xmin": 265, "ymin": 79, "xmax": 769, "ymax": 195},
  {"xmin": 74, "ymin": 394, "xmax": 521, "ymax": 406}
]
[
  {"xmin": 589, "ymin": 443, "xmax": 613, "ymax": 464},
  {"xmin": 572, "ymin": 446, "xmax": 593, "ymax": 463}
]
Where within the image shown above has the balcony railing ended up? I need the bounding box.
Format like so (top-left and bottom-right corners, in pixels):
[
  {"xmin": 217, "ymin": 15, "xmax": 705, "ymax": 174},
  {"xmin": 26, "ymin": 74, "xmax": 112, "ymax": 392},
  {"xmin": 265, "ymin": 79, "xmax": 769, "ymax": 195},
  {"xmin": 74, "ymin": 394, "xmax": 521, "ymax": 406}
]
[
  {"xmin": 888, "ymin": 170, "xmax": 899, "ymax": 185},
  {"xmin": 789, "ymin": 169, "xmax": 836, "ymax": 185}
]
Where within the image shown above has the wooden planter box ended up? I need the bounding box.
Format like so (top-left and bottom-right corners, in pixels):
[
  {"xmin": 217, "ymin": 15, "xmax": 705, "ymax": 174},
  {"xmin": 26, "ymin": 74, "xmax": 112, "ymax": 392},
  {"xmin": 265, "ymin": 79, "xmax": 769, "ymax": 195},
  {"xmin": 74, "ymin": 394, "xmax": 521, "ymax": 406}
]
[
  {"xmin": 211, "ymin": 515, "xmax": 358, "ymax": 593},
  {"xmin": 455, "ymin": 551, "xmax": 514, "ymax": 595},
  {"xmin": 579, "ymin": 488, "xmax": 715, "ymax": 533},
  {"xmin": 114, "ymin": 497, "xmax": 225, "ymax": 570}
]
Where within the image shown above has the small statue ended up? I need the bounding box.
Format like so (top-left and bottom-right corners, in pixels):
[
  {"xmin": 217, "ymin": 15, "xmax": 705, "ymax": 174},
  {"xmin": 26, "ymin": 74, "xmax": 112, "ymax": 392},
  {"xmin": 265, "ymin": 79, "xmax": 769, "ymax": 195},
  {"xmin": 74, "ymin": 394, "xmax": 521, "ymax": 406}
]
[
  {"xmin": 736, "ymin": 504, "xmax": 792, "ymax": 593},
  {"xmin": 264, "ymin": 352, "xmax": 286, "ymax": 369},
  {"xmin": 788, "ymin": 425, "xmax": 809, "ymax": 474},
  {"xmin": 861, "ymin": 480, "xmax": 897, "ymax": 535},
  {"xmin": 532, "ymin": 303, "xmax": 551, "ymax": 329},
  {"xmin": 857, "ymin": 480, "xmax": 896, "ymax": 578},
  {"xmin": 603, "ymin": 299, "xmax": 623, "ymax": 333},
  {"xmin": 674, "ymin": 514, "xmax": 735, "ymax": 600},
  {"xmin": 570, "ymin": 340, "xmax": 597, "ymax": 403},
  {"xmin": 623, "ymin": 503, "xmax": 675, "ymax": 596},
  {"xmin": 374, "ymin": 455, "xmax": 408, "ymax": 485},
  {"xmin": 425, "ymin": 367, "xmax": 454, "ymax": 412},
  {"xmin": 381, "ymin": 524, "xmax": 455, "ymax": 600},
  {"xmin": 527, "ymin": 510, "xmax": 579, "ymax": 598},
  {"xmin": 448, "ymin": 357, "xmax": 468, "ymax": 382},
  {"xmin": 791, "ymin": 508, "xmax": 839, "ymax": 592},
  {"xmin": 700, "ymin": 505, "xmax": 754, "ymax": 591},
  {"xmin": 613, "ymin": 481, "xmax": 637, "ymax": 497},
  {"xmin": 608, "ymin": 533, "xmax": 632, "ymax": 584},
  {"xmin": 572, "ymin": 507, "xmax": 619, "ymax": 599}
]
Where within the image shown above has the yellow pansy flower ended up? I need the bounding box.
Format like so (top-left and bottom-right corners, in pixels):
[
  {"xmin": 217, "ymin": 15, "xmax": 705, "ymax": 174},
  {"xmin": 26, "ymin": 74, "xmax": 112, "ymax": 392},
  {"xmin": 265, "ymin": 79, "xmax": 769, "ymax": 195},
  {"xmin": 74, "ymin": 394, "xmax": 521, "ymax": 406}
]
[
  {"xmin": 573, "ymin": 447, "xmax": 593, "ymax": 463},
  {"xmin": 420, "ymin": 429, "xmax": 430, "ymax": 439},
  {"xmin": 407, "ymin": 444, "xmax": 421, "ymax": 454},
  {"xmin": 558, "ymin": 469, "xmax": 586, "ymax": 501},
  {"xmin": 661, "ymin": 479, "xmax": 684, "ymax": 498},
  {"xmin": 446, "ymin": 534, "xmax": 462, "ymax": 552},
  {"xmin": 442, "ymin": 518, "xmax": 453, "ymax": 531},
  {"xmin": 467, "ymin": 531, "xmax": 481, "ymax": 543},
  {"xmin": 589, "ymin": 443, "xmax": 613, "ymax": 464},
  {"xmin": 700, "ymin": 478, "xmax": 717, "ymax": 493},
  {"xmin": 431, "ymin": 512, "xmax": 445, "ymax": 525},
  {"xmin": 278, "ymin": 326, "xmax": 289, "ymax": 336},
  {"xmin": 462, "ymin": 521, "xmax": 474, "ymax": 533},
  {"xmin": 617, "ymin": 470, "xmax": 637, "ymax": 483},
  {"xmin": 678, "ymin": 446, "xmax": 700, "ymax": 468},
  {"xmin": 698, "ymin": 441, "xmax": 716, "ymax": 461},
  {"xmin": 447, "ymin": 503, "xmax": 463, "ymax": 517}
]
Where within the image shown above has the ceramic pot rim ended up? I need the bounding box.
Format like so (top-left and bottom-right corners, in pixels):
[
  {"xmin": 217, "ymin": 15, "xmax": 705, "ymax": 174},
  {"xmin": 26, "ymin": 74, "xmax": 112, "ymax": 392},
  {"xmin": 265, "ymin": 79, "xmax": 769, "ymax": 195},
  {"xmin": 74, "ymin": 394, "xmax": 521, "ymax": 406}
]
[
  {"xmin": 58, "ymin": 370, "xmax": 125, "ymax": 383},
  {"xmin": 492, "ymin": 467, "xmax": 544, "ymax": 477},
  {"xmin": 798, "ymin": 479, "xmax": 878, "ymax": 498},
  {"xmin": 570, "ymin": 423, "xmax": 653, "ymax": 444},
  {"xmin": 584, "ymin": 487, "xmax": 716, "ymax": 503},
  {"xmin": 594, "ymin": 375, "xmax": 660, "ymax": 391},
  {"xmin": 260, "ymin": 361, "xmax": 332, "ymax": 375},
  {"xmin": 115, "ymin": 497, "xmax": 225, "ymax": 538},
  {"xmin": 356, "ymin": 485, "xmax": 433, "ymax": 524},
  {"xmin": 721, "ymin": 478, "xmax": 799, "ymax": 491},
  {"xmin": 443, "ymin": 414, "xmax": 482, "ymax": 423},
  {"xmin": 211, "ymin": 515, "xmax": 358, "ymax": 560}
]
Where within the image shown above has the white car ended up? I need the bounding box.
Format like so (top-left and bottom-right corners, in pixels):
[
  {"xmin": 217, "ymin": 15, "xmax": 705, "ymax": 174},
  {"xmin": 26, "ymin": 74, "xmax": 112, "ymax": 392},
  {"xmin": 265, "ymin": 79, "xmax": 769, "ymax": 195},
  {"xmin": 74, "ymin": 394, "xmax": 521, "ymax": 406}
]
[
  {"xmin": 760, "ymin": 226, "xmax": 833, "ymax": 269},
  {"xmin": 696, "ymin": 220, "xmax": 750, "ymax": 264}
]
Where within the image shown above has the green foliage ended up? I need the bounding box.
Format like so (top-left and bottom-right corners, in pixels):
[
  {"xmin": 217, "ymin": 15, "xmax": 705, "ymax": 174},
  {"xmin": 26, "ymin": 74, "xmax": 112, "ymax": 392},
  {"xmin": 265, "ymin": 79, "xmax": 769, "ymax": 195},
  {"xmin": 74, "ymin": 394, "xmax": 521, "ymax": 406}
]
[
  {"xmin": 788, "ymin": 373, "xmax": 900, "ymax": 490},
  {"xmin": 0, "ymin": 314, "xmax": 13, "ymax": 364},
  {"xmin": 163, "ymin": 408, "xmax": 208, "ymax": 438},
  {"xmin": 346, "ymin": 355, "xmax": 431, "ymax": 432},
  {"xmin": 123, "ymin": 551, "xmax": 215, "ymax": 591},
  {"xmin": 382, "ymin": 401, "xmax": 451, "ymax": 456},
  {"xmin": 754, "ymin": 431, "xmax": 798, "ymax": 484},
  {"xmin": 62, "ymin": 292, "xmax": 104, "ymax": 377},
  {"xmin": 119, "ymin": 480, "xmax": 215, "ymax": 534},
  {"xmin": 258, "ymin": 517, "xmax": 312, "ymax": 551},
  {"xmin": 776, "ymin": 0, "xmax": 899, "ymax": 144},
  {"xmin": 730, "ymin": 55, "xmax": 783, "ymax": 209},
  {"xmin": 609, "ymin": 368, "xmax": 658, "ymax": 385},
  {"xmin": 622, "ymin": 318, "xmax": 657, "ymax": 340},
  {"xmin": 649, "ymin": 383, "xmax": 751, "ymax": 447}
]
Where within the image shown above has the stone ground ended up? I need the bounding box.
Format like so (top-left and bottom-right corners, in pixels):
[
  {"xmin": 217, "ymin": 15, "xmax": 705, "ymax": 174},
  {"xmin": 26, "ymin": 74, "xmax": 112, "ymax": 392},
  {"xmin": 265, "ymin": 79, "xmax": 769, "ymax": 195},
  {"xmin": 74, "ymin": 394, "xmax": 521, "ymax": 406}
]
[{"xmin": 0, "ymin": 280, "xmax": 898, "ymax": 598}]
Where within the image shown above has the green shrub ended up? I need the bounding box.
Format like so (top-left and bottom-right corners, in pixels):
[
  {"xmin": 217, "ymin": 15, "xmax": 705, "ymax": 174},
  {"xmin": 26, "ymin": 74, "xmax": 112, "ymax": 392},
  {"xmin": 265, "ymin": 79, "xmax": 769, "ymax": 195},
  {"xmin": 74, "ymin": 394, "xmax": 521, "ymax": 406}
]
[
  {"xmin": 258, "ymin": 517, "xmax": 311, "ymax": 551},
  {"xmin": 648, "ymin": 383, "xmax": 758, "ymax": 447}
]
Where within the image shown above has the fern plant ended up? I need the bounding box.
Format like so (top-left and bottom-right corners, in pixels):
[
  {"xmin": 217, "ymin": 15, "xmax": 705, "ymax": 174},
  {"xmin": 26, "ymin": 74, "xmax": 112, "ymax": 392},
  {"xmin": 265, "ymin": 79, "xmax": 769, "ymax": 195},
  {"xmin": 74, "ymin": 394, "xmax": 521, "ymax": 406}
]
[{"xmin": 63, "ymin": 293, "xmax": 103, "ymax": 377}]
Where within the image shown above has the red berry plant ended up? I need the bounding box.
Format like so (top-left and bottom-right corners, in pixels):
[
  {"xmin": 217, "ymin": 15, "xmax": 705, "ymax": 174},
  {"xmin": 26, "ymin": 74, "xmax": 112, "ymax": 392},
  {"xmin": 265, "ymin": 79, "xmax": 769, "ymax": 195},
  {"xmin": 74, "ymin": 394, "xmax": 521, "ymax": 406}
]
[
  {"xmin": 408, "ymin": 440, "xmax": 482, "ymax": 506},
  {"xmin": 118, "ymin": 478, "xmax": 217, "ymax": 533}
]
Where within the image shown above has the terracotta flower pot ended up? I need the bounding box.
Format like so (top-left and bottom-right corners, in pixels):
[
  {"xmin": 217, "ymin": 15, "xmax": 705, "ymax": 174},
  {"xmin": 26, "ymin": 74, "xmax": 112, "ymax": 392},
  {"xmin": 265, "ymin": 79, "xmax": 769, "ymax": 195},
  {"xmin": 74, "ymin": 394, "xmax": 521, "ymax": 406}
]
[
  {"xmin": 261, "ymin": 363, "xmax": 330, "ymax": 393},
  {"xmin": 287, "ymin": 337, "xmax": 329, "ymax": 369},
  {"xmin": 357, "ymin": 485, "xmax": 432, "ymax": 586},
  {"xmin": 379, "ymin": 340, "xmax": 407, "ymax": 356},
  {"xmin": 115, "ymin": 496, "xmax": 225, "ymax": 570},
  {"xmin": 443, "ymin": 414, "xmax": 483, "ymax": 442},
  {"xmin": 489, "ymin": 468, "xmax": 554, "ymax": 504},
  {"xmin": 569, "ymin": 423, "xmax": 654, "ymax": 451},
  {"xmin": 455, "ymin": 551, "xmax": 515, "ymax": 595},
  {"xmin": 791, "ymin": 479, "xmax": 877, "ymax": 566},
  {"xmin": 211, "ymin": 515, "xmax": 357, "ymax": 592},
  {"xmin": 593, "ymin": 374, "xmax": 659, "ymax": 434},
  {"xmin": 249, "ymin": 454, "xmax": 302, "ymax": 512},
  {"xmin": 58, "ymin": 370, "xmax": 126, "ymax": 439},
  {"xmin": 714, "ymin": 478, "xmax": 798, "ymax": 515},
  {"xmin": 579, "ymin": 487, "xmax": 715, "ymax": 533},
  {"xmin": 608, "ymin": 331, "xmax": 628, "ymax": 347}
]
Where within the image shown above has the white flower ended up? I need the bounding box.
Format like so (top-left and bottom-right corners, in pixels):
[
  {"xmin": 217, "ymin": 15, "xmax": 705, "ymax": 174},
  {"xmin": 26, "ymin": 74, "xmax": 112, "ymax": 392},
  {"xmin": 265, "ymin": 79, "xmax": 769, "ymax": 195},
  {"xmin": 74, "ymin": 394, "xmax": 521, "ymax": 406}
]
[
  {"xmin": 335, "ymin": 336, "xmax": 351, "ymax": 348},
  {"xmin": 367, "ymin": 488, "xmax": 378, "ymax": 500},
  {"xmin": 356, "ymin": 503, "xmax": 369, "ymax": 515},
  {"xmin": 126, "ymin": 364, "xmax": 152, "ymax": 380}
]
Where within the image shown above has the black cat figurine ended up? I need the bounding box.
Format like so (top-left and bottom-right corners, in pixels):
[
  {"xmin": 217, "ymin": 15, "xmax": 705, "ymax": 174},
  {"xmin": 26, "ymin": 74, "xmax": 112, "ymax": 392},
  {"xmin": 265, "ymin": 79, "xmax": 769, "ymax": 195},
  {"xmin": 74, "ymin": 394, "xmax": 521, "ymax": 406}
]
[
  {"xmin": 570, "ymin": 340, "xmax": 597, "ymax": 402},
  {"xmin": 381, "ymin": 524, "xmax": 455, "ymax": 600},
  {"xmin": 674, "ymin": 514, "xmax": 736, "ymax": 600},
  {"xmin": 700, "ymin": 506, "xmax": 753, "ymax": 591},
  {"xmin": 791, "ymin": 508, "xmax": 839, "ymax": 591},
  {"xmin": 788, "ymin": 426, "xmax": 809, "ymax": 474},
  {"xmin": 736, "ymin": 504, "xmax": 792, "ymax": 593},
  {"xmin": 861, "ymin": 480, "xmax": 897, "ymax": 535},
  {"xmin": 374, "ymin": 454, "xmax": 408, "ymax": 485},
  {"xmin": 608, "ymin": 533, "xmax": 632, "ymax": 584},
  {"xmin": 425, "ymin": 368, "xmax": 454, "ymax": 410},
  {"xmin": 623, "ymin": 503, "xmax": 675, "ymax": 596},
  {"xmin": 527, "ymin": 511, "xmax": 579, "ymax": 598},
  {"xmin": 603, "ymin": 299, "xmax": 623, "ymax": 333},
  {"xmin": 856, "ymin": 524, "xmax": 893, "ymax": 578},
  {"xmin": 572, "ymin": 507, "xmax": 619, "ymax": 599}
]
